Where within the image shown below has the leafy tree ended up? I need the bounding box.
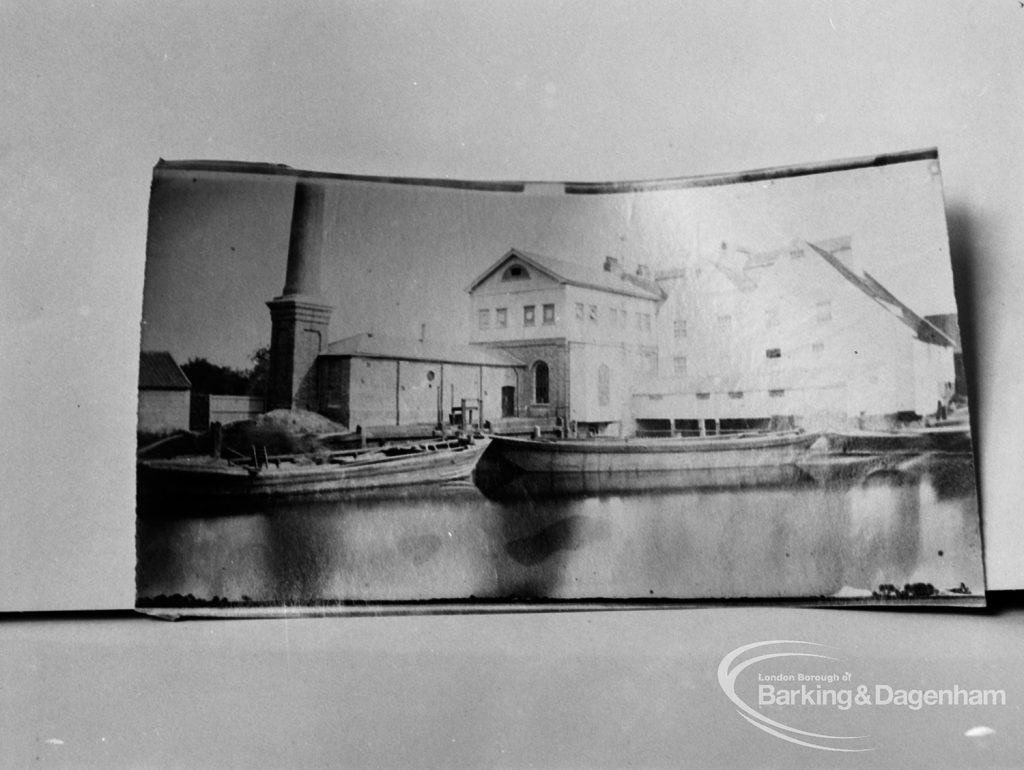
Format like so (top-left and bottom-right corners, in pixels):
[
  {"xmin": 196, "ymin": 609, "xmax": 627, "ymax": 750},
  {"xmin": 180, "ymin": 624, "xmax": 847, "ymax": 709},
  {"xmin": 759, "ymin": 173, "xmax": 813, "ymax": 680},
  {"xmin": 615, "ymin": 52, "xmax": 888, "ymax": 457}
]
[
  {"xmin": 247, "ymin": 345, "xmax": 270, "ymax": 397},
  {"xmin": 182, "ymin": 357, "xmax": 250, "ymax": 395},
  {"xmin": 181, "ymin": 345, "xmax": 271, "ymax": 397}
]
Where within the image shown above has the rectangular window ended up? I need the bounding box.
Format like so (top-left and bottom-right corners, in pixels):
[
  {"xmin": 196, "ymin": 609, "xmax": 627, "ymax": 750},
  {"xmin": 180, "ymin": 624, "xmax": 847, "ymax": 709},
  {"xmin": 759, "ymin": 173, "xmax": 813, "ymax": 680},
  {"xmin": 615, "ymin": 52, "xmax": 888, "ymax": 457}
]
[
  {"xmin": 588, "ymin": 304, "xmax": 598, "ymax": 322},
  {"xmin": 728, "ymin": 391, "xmax": 744, "ymax": 399},
  {"xmin": 477, "ymin": 309, "xmax": 490, "ymax": 329},
  {"xmin": 816, "ymin": 300, "xmax": 832, "ymax": 322},
  {"xmin": 609, "ymin": 308, "xmax": 617, "ymax": 325},
  {"xmin": 496, "ymin": 308, "xmax": 507, "ymax": 328},
  {"xmin": 524, "ymin": 305, "xmax": 535, "ymax": 326},
  {"xmin": 643, "ymin": 313, "xmax": 651, "ymax": 332},
  {"xmin": 673, "ymin": 356, "xmax": 687, "ymax": 376},
  {"xmin": 543, "ymin": 303, "xmax": 555, "ymax": 325},
  {"xmin": 575, "ymin": 302, "xmax": 584, "ymax": 320},
  {"xmin": 673, "ymin": 319, "xmax": 687, "ymax": 339},
  {"xmin": 718, "ymin": 314, "xmax": 732, "ymax": 331},
  {"xmin": 769, "ymin": 389, "xmax": 785, "ymax": 398},
  {"xmin": 766, "ymin": 348, "xmax": 781, "ymax": 359},
  {"xmin": 812, "ymin": 340, "xmax": 825, "ymax": 355},
  {"xmin": 635, "ymin": 312, "xmax": 643, "ymax": 330},
  {"xmin": 790, "ymin": 248, "xmax": 804, "ymax": 259},
  {"xmin": 621, "ymin": 310, "xmax": 627, "ymax": 329},
  {"xmin": 696, "ymin": 392, "xmax": 711, "ymax": 400},
  {"xmin": 644, "ymin": 352, "xmax": 658, "ymax": 375}
]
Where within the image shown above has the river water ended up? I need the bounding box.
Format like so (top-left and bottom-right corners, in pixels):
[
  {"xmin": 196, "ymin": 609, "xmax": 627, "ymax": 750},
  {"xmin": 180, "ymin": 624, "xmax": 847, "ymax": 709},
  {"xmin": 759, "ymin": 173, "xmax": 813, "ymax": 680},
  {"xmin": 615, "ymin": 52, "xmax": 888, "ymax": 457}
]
[{"xmin": 136, "ymin": 455, "xmax": 983, "ymax": 605}]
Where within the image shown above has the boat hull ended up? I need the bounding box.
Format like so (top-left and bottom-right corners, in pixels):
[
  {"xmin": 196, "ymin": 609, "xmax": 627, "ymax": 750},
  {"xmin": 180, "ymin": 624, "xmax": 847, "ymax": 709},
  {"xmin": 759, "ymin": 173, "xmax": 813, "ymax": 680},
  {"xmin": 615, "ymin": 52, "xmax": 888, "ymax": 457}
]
[
  {"xmin": 138, "ymin": 437, "xmax": 490, "ymax": 499},
  {"xmin": 476, "ymin": 465, "xmax": 812, "ymax": 500},
  {"xmin": 827, "ymin": 426, "xmax": 972, "ymax": 455},
  {"xmin": 486, "ymin": 432, "xmax": 819, "ymax": 474}
]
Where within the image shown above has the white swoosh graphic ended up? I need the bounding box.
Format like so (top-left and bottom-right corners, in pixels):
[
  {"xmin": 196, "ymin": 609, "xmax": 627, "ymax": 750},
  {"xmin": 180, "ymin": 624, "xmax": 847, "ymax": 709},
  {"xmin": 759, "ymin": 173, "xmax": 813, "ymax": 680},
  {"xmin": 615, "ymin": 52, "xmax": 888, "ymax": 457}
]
[{"xmin": 718, "ymin": 640, "xmax": 873, "ymax": 752}]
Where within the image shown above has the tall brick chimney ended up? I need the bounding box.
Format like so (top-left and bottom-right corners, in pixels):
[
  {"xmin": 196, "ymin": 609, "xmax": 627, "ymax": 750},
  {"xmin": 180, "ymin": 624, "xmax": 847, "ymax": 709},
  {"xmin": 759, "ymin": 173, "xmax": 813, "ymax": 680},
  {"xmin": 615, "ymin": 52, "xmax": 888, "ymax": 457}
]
[{"xmin": 266, "ymin": 180, "xmax": 333, "ymax": 412}]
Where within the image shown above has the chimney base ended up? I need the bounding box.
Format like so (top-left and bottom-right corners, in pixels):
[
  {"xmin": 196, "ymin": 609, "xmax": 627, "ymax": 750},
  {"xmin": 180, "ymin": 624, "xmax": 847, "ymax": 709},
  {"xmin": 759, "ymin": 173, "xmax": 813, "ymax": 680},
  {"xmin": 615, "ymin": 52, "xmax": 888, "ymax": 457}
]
[{"xmin": 266, "ymin": 294, "xmax": 332, "ymax": 412}]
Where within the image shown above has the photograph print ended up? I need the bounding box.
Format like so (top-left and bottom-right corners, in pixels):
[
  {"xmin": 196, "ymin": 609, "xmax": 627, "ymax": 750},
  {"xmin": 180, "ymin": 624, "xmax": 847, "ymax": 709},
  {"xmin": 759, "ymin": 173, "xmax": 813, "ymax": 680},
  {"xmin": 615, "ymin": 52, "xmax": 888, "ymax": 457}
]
[{"xmin": 135, "ymin": 148, "xmax": 983, "ymax": 611}]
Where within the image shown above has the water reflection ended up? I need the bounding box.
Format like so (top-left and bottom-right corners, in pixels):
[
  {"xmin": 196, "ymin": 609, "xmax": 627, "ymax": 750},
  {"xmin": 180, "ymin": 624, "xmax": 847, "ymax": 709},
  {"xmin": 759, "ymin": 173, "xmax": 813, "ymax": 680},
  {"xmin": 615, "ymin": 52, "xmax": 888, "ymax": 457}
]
[{"xmin": 136, "ymin": 456, "xmax": 982, "ymax": 604}]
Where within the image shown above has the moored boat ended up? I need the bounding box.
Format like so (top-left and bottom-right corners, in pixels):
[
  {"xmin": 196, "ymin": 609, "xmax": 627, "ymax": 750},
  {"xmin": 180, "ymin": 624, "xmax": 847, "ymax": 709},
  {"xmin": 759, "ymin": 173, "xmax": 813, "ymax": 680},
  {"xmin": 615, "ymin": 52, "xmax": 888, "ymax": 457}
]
[
  {"xmin": 138, "ymin": 435, "xmax": 491, "ymax": 498},
  {"xmin": 825, "ymin": 424, "xmax": 973, "ymax": 455},
  {"xmin": 476, "ymin": 465, "xmax": 812, "ymax": 500},
  {"xmin": 485, "ymin": 430, "xmax": 819, "ymax": 474}
]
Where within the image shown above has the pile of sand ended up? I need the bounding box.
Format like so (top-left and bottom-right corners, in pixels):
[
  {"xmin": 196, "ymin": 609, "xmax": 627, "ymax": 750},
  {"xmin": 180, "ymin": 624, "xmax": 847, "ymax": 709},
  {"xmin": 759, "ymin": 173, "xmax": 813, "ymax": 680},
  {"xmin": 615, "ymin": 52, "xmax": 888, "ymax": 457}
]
[
  {"xmin": 220, "ymin": 410, "xmax": 350, "ymax": 457},
  {"xmin": 139, "ymin": 410, "xmax": 352, "ymax": 459},
  {"xmin": 250, "ymin": 409, "xmax": 348, "ymax": 434}
]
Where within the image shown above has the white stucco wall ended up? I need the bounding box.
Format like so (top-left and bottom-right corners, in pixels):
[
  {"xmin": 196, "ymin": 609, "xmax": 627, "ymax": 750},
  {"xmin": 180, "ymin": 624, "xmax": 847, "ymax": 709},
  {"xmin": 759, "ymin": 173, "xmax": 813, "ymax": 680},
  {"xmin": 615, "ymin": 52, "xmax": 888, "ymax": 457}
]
[{"xmin": 137, "ymin": 389, "xmax": 190, "ymax": 434}]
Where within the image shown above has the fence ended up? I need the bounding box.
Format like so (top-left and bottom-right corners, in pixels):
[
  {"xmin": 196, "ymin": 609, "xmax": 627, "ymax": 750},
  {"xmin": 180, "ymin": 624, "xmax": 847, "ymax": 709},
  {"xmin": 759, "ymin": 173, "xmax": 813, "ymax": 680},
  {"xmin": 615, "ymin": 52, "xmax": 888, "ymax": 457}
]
[{"xmin": 190, "ymin": 394, "xmax": 265, "ymax": 430}]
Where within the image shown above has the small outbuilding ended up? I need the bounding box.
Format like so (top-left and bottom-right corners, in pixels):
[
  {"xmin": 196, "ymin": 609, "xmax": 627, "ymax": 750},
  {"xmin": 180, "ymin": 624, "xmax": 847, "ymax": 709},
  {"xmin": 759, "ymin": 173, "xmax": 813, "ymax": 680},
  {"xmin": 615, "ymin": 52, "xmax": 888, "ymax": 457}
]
[
  {"xmin": 138, "ymin": 351, "xmax": 191, "ymax": 434},
  {"xmin": 317, "ymin": 333, "xmax": 524, "ymax": 430}
]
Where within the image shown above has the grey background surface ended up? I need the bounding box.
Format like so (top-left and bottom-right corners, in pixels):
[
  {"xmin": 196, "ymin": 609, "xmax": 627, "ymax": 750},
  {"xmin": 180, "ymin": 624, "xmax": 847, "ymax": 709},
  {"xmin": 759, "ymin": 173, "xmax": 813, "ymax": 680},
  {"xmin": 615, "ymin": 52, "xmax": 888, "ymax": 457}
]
[
  {"xmin": 5, "ymin": 609, "xmax": 1023, "ymax": 767},
  {"xmin": 3, "ymin": 0, "xmax": 1021, "ymax": 611},
  {"xmin": 3, "ymin": 4, "xmax": 1023, "ymax": 766}
]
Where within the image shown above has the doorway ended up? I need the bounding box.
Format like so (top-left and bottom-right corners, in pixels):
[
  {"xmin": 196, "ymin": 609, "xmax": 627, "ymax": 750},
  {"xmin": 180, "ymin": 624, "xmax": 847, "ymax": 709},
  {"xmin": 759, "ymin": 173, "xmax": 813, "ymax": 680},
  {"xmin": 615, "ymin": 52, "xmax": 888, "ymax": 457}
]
[{"xmin": 501, "ymin": 386, "xmax": 515, "ymax": 418}]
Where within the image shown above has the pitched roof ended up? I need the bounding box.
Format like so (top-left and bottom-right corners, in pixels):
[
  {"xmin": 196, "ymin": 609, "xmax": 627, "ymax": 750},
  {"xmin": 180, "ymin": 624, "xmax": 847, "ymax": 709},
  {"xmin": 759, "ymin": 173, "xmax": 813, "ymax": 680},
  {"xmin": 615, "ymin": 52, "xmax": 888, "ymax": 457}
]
[
  {"xmin": 924, "ymin": 314, "xmax": 962, "ymax": 352},
  {"xmin": 324, "ymin": 333, "xmax": 525, "ymax": 367},
  {"xmin": 804, "ymin": 241, "xmax": 956, "ymax": 347},
  {"xmin": 139, "ymin": 351, "xmax": 191, "ymax": 390},
  {"xmin": 466, "ymin": 249, "xmax": 666, "ymax": 301}
]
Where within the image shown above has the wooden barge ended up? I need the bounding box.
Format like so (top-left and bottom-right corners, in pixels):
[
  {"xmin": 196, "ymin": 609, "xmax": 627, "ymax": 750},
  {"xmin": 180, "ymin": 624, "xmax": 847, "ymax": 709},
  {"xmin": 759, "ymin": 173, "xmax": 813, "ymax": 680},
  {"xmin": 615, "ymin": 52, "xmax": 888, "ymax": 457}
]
[
  {"xmin": 485, "ymin": 430, "xmax": 820, "ymax": 474},
  {"xmin": 138, "ymin": 435, "xmax": 490, "ymax": 498},
  {"xmin": 826, "ymin": 425, "xmax": 973, "ymax": 455}
]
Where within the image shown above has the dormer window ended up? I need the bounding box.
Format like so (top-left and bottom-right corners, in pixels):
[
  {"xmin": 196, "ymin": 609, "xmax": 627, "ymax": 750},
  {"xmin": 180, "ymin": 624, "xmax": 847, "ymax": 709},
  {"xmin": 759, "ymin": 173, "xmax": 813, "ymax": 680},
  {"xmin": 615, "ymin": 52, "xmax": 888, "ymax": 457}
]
[{"xmin": 502, "ymin": 264, "xmax": 530, "ymax": 281}]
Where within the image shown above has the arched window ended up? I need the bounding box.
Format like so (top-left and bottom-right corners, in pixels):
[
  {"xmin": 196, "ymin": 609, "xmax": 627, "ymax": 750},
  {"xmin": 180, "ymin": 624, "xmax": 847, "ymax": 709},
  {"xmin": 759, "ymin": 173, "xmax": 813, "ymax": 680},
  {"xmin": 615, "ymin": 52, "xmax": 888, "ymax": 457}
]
[
  {"xmin": 597, "ymin": 363, "xmax": 610, "ymax": 406},
  {"xmin": 533, "ymin": 361, "xmax": 549, "ymax": 404},
  {"xmin": 502, "ymin": 264, "xmax": 530, "ymax": 281}
]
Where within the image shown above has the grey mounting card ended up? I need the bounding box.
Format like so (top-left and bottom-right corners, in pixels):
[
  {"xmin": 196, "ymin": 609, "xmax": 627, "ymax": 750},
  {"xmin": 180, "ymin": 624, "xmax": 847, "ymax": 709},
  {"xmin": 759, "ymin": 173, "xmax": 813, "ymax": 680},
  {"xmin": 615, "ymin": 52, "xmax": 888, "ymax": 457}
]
[{"xmin": 136, "ymin": 149, "xmax": 983, "ymax": 615}]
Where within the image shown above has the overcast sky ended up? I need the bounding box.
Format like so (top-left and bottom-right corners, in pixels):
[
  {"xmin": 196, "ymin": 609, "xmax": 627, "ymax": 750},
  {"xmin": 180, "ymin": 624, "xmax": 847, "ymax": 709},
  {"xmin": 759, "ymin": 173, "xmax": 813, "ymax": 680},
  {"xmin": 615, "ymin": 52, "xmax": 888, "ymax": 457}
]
[
  {"xmin": 144, "ymin": 157, "xmax": 954, "ymax": 369},
  {"xmin": 3, "ymin": 1, "xmax": 1023, "ymax": 607}
]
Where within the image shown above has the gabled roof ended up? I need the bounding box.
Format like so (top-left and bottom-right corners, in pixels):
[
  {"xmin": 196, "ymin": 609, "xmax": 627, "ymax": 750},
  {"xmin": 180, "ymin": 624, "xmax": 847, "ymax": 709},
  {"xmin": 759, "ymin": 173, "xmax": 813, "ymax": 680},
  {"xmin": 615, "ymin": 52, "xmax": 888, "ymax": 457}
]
[
  {"xmin": 466, "ymin": 248, "xmax": 666, "ymax": 301},
  {"xmin": 139, "ymin": 351, "xmax": 191, "ymax": 390},
  {"xmin": 804, "ymin": 241, "xmax": 956, "ymax": 347},
  {"xmin": 324, "ymin": 333, "xmax": 525, "ymax": 367},
  {"xmin": 710, "ymin": 259, "xmax": 757, "ymax": 292}
]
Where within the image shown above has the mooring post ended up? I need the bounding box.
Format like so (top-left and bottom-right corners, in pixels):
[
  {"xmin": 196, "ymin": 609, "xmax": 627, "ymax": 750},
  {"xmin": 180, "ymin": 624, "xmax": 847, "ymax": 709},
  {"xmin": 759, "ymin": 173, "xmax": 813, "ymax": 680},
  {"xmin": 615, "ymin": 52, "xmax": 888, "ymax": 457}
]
[{"xmin": 211, "ymin": 421, "xmax": 222, "ymax": 458}]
